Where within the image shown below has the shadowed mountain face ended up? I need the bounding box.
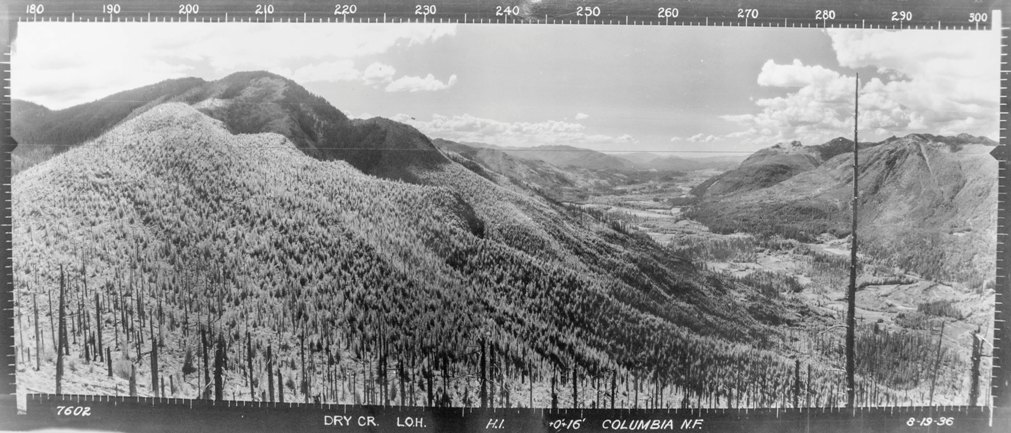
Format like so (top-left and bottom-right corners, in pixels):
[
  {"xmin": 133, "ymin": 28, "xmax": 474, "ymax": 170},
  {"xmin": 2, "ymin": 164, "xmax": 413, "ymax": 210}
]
[
  {"xmin": 12, "ymin": 77, "xmax": 207, "ymax": 147},
  {"xmin": 688, "ymin": 134, "xmax": 997, "ymax": 288},
  {"xmin": 13, "ymin": 71, "xmax": 448, "ymax": 182}
]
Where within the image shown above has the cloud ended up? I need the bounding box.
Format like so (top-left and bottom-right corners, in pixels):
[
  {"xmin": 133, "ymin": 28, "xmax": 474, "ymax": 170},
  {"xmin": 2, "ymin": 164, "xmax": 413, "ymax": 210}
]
[
  {"xmin": 362, "ymin": 62, "xmax": 397, "ymax": 85},
  {"xmin": 575, "ymin": 112, "xmax": 590, "ymax": 120},
  {"xmin": 670, "ymin": 133, "xmax": 719, "ymax": 143},
  {"xmin": 13, "ymin": 22, "xmax": 457, "ymax": 108},
  {"xmin": 394, "ymin": 113, "xmax": 637, "ymax": 148},
  {"xmin": 723, "ymin": 29, "xmax": 998, "ymax": 145},
  {"xmin": 688, "ymin": 133, "xmax": 718, "ymax": 143},
  {"xmin": 720, "ymin": 59, "xmax": 854, "ymax": 144},
  {"xmin": 385, "ymin": 74, "xmax": 458, "ymax": 93},
  {"xmin": 269, "ymin": 60, "xmax": 360, "ymax": 84}
]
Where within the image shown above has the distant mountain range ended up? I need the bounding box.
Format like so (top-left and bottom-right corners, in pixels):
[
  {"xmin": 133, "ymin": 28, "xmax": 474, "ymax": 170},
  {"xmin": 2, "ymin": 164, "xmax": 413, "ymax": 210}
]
[
  {"xmin": 494, "ymin": 144, "xmax": 639, "ymax": 171},
  {"xmin": 12, "ymin": 72, "xmax": 811, "ymax": 402},
  {"xmin": 618, "ymin": 152, "xmax": 744, "ymax": 172},
  {"xmin": 461, "ymin": 143, "xmax": 742, "ymax": 172},
  {"xmin": 692, "ymin": 138, "xmax": 865, "ymax": 197},
  {"xmin": 433, "ymin": 139, "xmax": 633, "ymax": 202},
  {"xmin": 688, "ymin": 134, "xmax": 997, "ymax": 289},
  {"xmin": 13, "ymin": 83, "xmax": 740, "ymax": 179},
  {"xmin": 430, "ymin": 140, "xmax": 742, "ymax": 202}
]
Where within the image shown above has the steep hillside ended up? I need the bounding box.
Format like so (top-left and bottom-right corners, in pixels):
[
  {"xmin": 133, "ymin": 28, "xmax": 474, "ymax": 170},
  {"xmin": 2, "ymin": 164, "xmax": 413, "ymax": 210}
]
[
  {"xmin": 12, "ymin": 77, "xmax": 206, "ymax": 146},
  {"xmin": 179, "ymin": 71, "xmax": 448, "ymax": 181},
  {"xmin": 695, "ymin": 138, "xmax": 864, "ymax": 197},
  {"xmin": 434, "ymin": 139, "xmax": 627, "ymax": 202},
  {"xmin": 687, "ymin": 134, "xmax": 997, "ymax": 289},
  {"xmin": 14, "ymin": 103, "xmax": 832, "ymax": 406},
  {"xmin": 13, "ymin": 72, "xmax": 447, "ymax": 181},
  {"xmin": 11, "ymin": 78, "xmax": 207, "ymax": 174}
]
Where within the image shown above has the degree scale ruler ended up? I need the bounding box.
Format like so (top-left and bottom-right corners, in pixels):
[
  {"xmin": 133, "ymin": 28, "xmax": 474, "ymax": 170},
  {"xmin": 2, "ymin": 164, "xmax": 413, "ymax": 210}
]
[
  {"xmin": 1, "ymin": 0, "xmax": 1010, "ymax": 432},
  {"xmin": 2, "ymin": 0, "xmax": 1001, "ymax": 29}
]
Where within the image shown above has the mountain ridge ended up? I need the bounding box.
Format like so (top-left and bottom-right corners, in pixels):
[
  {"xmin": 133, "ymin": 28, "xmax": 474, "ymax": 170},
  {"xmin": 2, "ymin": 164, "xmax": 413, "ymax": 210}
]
[
  {"xmin": 13, "ymin": 71, "xmax": 448, "ymax": 182},
  {"xmin": 686, "ymin": 133, "xmax": 997, "ymax": 289}
]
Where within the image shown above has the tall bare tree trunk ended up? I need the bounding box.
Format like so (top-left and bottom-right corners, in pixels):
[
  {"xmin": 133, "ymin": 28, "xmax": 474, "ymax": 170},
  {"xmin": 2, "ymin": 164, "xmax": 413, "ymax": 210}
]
[
  {"xmin": 970, "ymin": 327, "xmax": 982, "ymax": 406},
  {"xmin": 129, "ymin": 364, "xmax": 137, "ymax": 397},
  {"xmin": 95, "ymin": 293, "xmax": 103, "ymax": 362},
  {"xmin": 214, "ymin": 333, "xmax": 225, "ymax": 402},
  {"xmin": 278, "ymin": 367, "xmax": 284, "ymax": 403},
  {"xmin": 489, "ymin": 343, "xmax": 496, "ymax": 409},
  {"xmin": 151, "ymin": 320, "xmax": 159, "ymax": 397},
  {"xmin": 610, "ymin": 370, "xmax": 616, "ymax": 409},
  {"xmin": 300, "ymin": 332, "xmax": 307, "ymax": 403},
  {"xmin": 571, "ymin": 365, "xmax": 578, "ymax": 408},
  {"xmin": 246, "ymin": 332, "xmax": 255, "ymax": 401},
  {"xmin": 56, "ymin": 266, "xmax": 67, "ymax": 394},
  {"xmin": 550, "ymin": 366, "xmax": 558, "ymax": 410},
  {"xmin": 530, "ymin": 361, "xmax": 534, "ymax": 409},
  {"xmin": 113, "ymin": 284, "xmax": 120, "ymax": 349},
  {"xmin": 267, "ymin": 343, "xmax": 274, "ymax": 403},
  {"xmin": 845, "ymin": 73, "xmax": 860, "ymax": 409},
  {"xmin": 48, "ymin": 290, "xmax": 55, "ymax": 352},
  {"xmin": 201, "ymin": 327, "xmax": 210, "ymax": 399},
  {"xmin": 806, "ymin": 364, "xmax": 812, "ymax": 408},
  {"xmin": 399, "ymin": 355, "xmax": 406, "ymax": 407},
  {"xmin": 33, "ymin": 294, "xmax": 41, "ymax": 371},
  {"xmin": 794, "ymin": 360, "xmax": 801, "ymax": 408},
  {"xmin": 480, "ymin": 338, "xmax": 487, "ymax": 408}
]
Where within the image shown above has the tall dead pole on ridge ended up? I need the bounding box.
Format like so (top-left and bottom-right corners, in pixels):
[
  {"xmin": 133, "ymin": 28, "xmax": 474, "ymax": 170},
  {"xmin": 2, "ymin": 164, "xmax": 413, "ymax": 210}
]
[{"xmin": 845, "ymin": 73, "xmax": 859, "ymax": 409}]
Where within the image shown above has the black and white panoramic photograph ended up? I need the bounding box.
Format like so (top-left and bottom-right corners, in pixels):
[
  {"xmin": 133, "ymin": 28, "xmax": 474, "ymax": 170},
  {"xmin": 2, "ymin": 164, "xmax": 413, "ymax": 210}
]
[{"xmin": 9, "ymin": 22, "xmax": 999, "ymax": 409}]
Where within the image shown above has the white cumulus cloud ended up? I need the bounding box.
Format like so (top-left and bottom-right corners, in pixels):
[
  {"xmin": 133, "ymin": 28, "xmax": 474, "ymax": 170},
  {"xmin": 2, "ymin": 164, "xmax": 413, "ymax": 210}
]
[
  {"xmin": 13, "ymin": 22, "xmax": 458, "ymax": 108},
  {"xmin": 362, "ymin": 62, "xmax": 397, "ymax": 86},
  {"xmin": 269, "ymin": 60, "xmax": 360, "ymax": 84},
  {"xmin": 575, "ymin": 112, "xmax": 590, "ymax": 120},
  {"xmin": 688, "ymin": 133, "xmax": 718, "ymax": 143},
  {"xmin": 385, "ymin": 74, "xmax": 458, "ymax": 93},
  {"xmin": 723, "ymin": 29, "xmax": 998, "ymax": 145}
]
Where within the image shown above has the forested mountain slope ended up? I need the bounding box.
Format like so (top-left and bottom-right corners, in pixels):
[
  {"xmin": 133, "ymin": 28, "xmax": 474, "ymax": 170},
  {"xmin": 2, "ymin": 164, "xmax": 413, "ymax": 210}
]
[
  {"xmin": 688, "ymin": 134, "xmax": 997, "ymax": 289},
  {"xmin": 13, "ymin": 72, "xmax": 446, "ymax": 181},
  {"xmin": 693, "ymin": 138, "xmax": 869, "ymax": 198},
  {"xmin": 14, "ymin": 103, "xmax": 837, "ymax": 406}
]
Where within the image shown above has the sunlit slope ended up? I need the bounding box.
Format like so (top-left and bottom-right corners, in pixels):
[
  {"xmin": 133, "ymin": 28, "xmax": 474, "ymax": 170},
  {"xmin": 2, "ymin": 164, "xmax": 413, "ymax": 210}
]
[
  {"xmin": 13, "ymin": 72, "xmax": 448, "ymax": 182},
  {"xmin": 689, "ymin": 134, "xmax": 997, "ymax": 288}
]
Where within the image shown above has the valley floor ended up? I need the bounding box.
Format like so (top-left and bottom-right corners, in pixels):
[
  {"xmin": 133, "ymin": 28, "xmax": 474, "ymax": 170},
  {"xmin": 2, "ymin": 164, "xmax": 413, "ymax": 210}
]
[
  {"xmin": 568, "ymin": 169, "xmax": 995, "ymax": 407},
  {"xmin": 10, "ymin": 166, "xmax": 992, "ymax": 410}
]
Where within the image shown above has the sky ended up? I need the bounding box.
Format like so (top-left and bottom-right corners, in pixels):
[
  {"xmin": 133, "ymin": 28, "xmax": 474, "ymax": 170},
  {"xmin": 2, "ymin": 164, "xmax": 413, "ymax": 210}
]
[{"xmin": 12, "ymin": 19, "xmax": 1001, "ymax": 155}]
